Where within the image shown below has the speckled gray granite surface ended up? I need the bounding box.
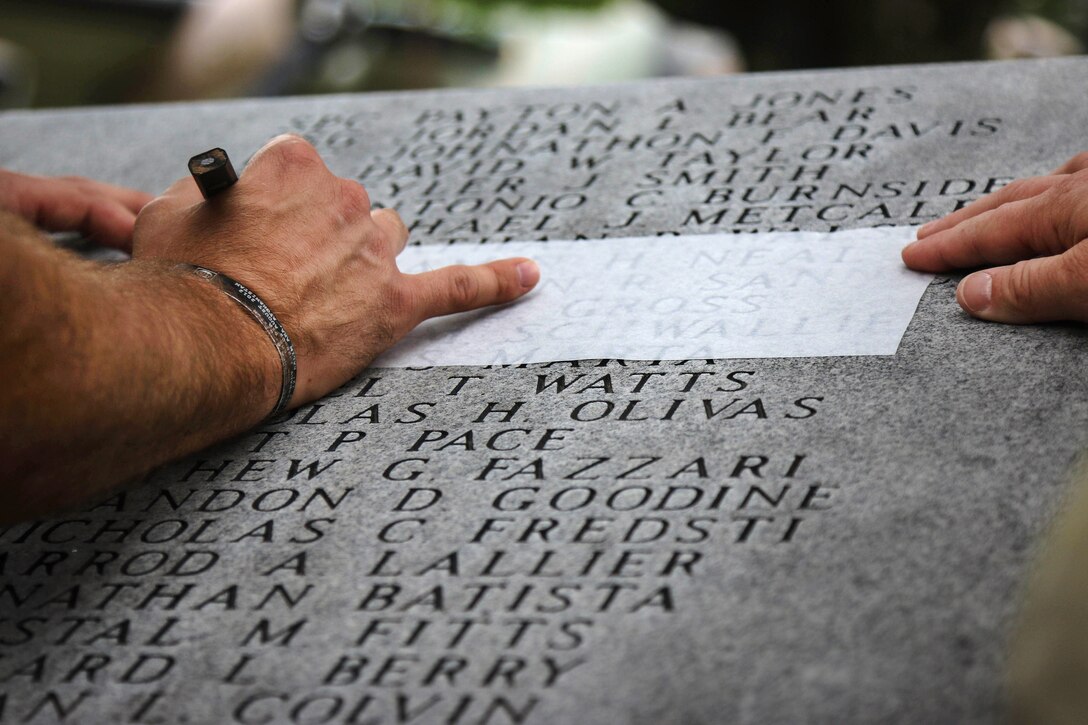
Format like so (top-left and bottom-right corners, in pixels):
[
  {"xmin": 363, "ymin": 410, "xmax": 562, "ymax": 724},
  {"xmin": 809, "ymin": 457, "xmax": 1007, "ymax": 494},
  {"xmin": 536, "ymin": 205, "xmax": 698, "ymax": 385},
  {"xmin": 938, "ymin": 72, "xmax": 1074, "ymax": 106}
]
[{"xmin": 1, "ymin": 58, "xmax": 1087, "ymax": 724}]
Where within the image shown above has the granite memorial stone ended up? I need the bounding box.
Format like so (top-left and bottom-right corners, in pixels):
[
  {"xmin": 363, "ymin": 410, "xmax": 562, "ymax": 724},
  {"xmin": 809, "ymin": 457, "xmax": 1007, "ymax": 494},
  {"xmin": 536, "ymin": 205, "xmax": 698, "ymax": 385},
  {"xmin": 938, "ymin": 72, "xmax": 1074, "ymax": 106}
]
[{"xmin": 1, "ymin": 57, "xmax": 1087, "ymax": 724}]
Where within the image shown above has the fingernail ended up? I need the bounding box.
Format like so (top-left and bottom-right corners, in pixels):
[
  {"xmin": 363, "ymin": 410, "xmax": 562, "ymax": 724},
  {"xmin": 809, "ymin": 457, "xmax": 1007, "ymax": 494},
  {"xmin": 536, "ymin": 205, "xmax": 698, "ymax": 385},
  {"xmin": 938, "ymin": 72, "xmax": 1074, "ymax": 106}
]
[
  {"xmin": 517, "ymin": 260, "xmax": 540, "ymax": 288},
  {"xmin": 902, "ymin": 240, "xmax": 917, "ymax": 253},
  {"xmin": 959, "ymin": 272, "xmax": 993, "ymax": 314},
  {"xmin": 917, "ymin": 222, "xmax": 934, "ymax": 237}
]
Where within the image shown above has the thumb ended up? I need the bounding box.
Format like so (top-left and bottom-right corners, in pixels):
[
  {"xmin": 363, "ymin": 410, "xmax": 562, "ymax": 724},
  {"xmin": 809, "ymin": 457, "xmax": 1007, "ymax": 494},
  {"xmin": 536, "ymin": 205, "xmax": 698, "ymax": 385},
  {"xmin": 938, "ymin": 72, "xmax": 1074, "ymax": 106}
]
[{"xmin": 957, "ymin": 244, "xmax": 1088, "ymax": 323}]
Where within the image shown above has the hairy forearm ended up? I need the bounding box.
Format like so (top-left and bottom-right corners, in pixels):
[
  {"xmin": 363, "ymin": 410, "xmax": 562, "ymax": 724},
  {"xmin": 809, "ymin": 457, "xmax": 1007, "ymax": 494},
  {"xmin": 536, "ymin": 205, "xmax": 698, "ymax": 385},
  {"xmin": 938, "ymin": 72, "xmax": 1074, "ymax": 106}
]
[
  {"xmin": 0, "ymin": 135, "xmax": 539, "ymax": 522},
  {"xmin": 0, "ymin": 212, "xmax": 278, "ymax": 521}
]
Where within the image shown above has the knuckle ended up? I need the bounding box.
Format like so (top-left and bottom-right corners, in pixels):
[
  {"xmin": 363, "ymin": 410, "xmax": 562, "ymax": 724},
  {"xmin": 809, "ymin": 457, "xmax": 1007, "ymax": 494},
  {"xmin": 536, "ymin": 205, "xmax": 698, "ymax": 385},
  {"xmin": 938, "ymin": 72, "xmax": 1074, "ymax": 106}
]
[
  {"xmin": 1066, "ymin": 244, "xmax": 1088, "ymax": 286},
  {"xmin": 958, "ymin": 229, "xmax": 987, "ymax": 266},
  {"xmin": 1003, "ymin": 261, "xmax": 1036, "ymax": 311},
  {"xmin": 1035, "ymin": 187, "xmax": 1077, "ymax": 250},
  {"xmin": 1049, "ymin": 176, "xmax": 1077, "ymax": 198},
  {"xmin": 269, "ymin": 136, "xmax": 322, "ymax": 169},
  {"xmin": 135, "ymin": 196, "xmax": 168, "ymax": 221},
  {"xmin": 933, "ymin": 243, "xmax": 956, "ymax": 270},
  {"xmin": 449, "ymin": 267, "xmax": 481, "ymax": 309},
  {"xmin": 339, "ymin": 179, "xmax": 371, "ymax": 216},
  {"xmin": 938, "ymin": 225, "xmax": 973, "ymax": 267},
  {"xmin": 379, "ymin": 207, "xmax": 407, "ymax": 234}
]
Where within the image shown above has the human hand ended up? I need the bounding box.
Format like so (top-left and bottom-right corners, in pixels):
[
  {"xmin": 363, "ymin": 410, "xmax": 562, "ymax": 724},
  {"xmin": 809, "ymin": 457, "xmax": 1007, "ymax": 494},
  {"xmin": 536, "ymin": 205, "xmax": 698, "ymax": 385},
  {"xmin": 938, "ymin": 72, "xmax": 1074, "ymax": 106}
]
[
  {"xmin": 901, "ymin": 153, "xmax": 1088, "ymax": 324},
  {"xmin": 0, "ymin": 169, "xmax": 153, "ymax": 250},
  {"xmin": 133, "ymin": 134, "xmax": 540, "ymax": 407}
]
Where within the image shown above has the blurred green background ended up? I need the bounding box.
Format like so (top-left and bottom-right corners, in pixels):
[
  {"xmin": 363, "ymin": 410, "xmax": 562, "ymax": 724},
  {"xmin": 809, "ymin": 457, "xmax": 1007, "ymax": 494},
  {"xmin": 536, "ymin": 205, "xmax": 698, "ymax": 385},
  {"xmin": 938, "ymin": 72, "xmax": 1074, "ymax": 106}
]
[{"xmin": 1, "ymin": 0, "xmax": 1085, "ymax": 108}]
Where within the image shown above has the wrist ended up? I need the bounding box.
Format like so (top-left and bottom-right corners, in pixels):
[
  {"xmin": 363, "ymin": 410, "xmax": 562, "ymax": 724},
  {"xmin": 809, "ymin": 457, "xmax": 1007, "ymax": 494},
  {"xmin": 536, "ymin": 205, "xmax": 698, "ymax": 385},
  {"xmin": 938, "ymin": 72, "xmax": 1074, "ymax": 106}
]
[
  {"xmin": 176, "ymin": 264, "xmax": 296, "ymax": 418},
  {"xmin": 166, "ymin": 264, "xmax": 284, "ymax": 424}
]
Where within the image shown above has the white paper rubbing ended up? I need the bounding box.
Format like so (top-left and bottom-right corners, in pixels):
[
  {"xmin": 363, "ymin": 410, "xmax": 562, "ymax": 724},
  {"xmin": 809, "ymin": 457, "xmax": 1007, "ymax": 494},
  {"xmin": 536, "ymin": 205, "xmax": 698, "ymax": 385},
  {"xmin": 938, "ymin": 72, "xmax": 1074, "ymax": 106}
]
[{"xmin": 374, "ymin": 226, "xmax": 933, "ymax": 367}]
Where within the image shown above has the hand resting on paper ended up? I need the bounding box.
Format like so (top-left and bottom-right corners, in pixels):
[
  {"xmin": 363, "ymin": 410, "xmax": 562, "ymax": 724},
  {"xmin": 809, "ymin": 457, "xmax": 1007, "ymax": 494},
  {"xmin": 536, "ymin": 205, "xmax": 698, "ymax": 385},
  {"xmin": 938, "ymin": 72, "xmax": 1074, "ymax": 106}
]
[{"xmin": 902, "ymin": 152, "xmax": 1088, "ymax": 324}]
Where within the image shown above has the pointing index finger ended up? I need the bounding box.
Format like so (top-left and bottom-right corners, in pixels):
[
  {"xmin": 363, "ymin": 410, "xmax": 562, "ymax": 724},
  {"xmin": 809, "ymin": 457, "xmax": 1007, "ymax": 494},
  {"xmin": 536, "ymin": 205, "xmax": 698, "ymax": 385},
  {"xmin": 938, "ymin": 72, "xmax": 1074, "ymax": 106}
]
[{"xmin": 406, "ymin": 258, "xmax": 540, "ymax": 324}]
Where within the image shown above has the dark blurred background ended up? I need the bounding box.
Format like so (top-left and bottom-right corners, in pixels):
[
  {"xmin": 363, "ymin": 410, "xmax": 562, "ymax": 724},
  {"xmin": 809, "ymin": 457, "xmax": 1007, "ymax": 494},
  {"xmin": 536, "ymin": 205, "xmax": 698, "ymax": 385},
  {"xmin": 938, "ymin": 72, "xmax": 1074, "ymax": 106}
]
[{"xmin": 1, "ymin": 0, "xmax": 1085, "ymax": 109}]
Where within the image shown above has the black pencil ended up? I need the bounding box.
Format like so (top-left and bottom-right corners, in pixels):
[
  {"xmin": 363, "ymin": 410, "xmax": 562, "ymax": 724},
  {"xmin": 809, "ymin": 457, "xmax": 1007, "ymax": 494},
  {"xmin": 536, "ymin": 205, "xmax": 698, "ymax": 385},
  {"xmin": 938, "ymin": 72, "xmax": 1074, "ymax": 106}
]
[{"xmin": 188, "ymin": 148, "xmax": 238, "ymax": 199}]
